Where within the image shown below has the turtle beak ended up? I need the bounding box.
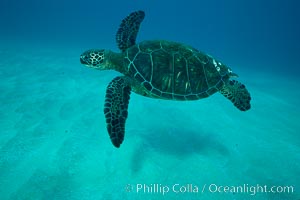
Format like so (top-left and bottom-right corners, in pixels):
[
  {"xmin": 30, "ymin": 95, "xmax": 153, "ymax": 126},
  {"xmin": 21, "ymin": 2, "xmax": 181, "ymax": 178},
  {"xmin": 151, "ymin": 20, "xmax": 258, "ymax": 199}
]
[{"xmin": 80, "ymin": 56, "xmax": 86, "ymax": 64}]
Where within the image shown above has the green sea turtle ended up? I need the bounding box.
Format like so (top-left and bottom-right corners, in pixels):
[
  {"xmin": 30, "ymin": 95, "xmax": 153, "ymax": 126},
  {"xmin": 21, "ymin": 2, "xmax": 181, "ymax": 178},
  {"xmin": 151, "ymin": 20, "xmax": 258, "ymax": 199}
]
[{"xmin": 80, "ymin": 11, "xmax": 251, "ymax": 148}]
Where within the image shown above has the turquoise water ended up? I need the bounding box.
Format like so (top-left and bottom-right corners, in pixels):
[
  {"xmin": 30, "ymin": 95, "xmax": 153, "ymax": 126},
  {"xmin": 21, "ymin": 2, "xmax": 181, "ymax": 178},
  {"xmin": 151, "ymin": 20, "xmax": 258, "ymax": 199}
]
[{"xmin": 1, "ymin": 0, "xmax": 300, "ymax": 199}]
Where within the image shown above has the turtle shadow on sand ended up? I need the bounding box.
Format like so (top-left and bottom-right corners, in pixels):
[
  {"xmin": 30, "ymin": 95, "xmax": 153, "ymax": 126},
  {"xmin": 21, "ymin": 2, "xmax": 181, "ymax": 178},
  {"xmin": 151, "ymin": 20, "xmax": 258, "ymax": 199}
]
[
  {"xmin": 143, "ymin": 127, "xmax": 229, "ymax": 157},
  {"xmin": 130, "ymin": 127, "xmax": 229, "ymax": 173}
]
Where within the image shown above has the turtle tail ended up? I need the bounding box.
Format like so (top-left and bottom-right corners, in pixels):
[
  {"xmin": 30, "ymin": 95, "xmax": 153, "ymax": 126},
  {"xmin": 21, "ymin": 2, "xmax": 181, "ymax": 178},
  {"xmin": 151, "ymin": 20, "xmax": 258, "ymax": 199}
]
[{"xmin": 219, "ymin": 80, "xmax": 251, "ymax": 111}]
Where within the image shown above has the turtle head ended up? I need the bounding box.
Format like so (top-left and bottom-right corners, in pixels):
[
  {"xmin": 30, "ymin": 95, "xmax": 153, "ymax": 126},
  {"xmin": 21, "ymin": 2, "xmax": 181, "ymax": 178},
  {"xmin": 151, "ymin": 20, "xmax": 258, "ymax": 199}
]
[{"xmin": 80, "ymin": 49, "xmax": 108, "ymax": 70}]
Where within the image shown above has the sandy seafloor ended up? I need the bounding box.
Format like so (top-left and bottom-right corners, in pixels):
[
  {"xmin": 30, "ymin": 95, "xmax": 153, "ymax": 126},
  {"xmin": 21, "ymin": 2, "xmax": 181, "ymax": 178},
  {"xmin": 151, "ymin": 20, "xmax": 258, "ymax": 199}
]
[{"xmin": 0, "ymin": 42, "xmax": 299, "ymax": 200}]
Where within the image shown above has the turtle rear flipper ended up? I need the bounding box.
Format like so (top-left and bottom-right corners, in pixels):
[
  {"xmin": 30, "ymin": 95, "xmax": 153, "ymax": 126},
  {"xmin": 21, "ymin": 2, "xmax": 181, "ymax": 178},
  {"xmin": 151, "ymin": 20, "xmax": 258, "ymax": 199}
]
[
  {"xmin": 116, "ymin": 10, "xmax": 145, "ymax": 51},
  {"xmin": 220, "ymin": 80, "xmax": 251, "ymax": 111},
  {"xmin": 104, "ymin": 76, "xmax": 131, "ymax": 148}
]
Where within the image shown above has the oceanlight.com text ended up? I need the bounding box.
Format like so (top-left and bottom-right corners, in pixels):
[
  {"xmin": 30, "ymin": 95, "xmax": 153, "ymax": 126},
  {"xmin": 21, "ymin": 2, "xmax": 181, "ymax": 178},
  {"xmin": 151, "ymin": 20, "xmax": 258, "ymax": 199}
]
[{"xmin": 208, "ymin": 184, "xmax": 294, "ymax": 196}]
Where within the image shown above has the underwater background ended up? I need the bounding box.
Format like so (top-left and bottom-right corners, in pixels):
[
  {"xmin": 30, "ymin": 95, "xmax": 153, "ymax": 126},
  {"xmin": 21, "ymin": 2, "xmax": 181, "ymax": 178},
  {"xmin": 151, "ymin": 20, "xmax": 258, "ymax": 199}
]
[{"xmin": 0, "ymin": 0, "xmax": 300, "ymax": 199}]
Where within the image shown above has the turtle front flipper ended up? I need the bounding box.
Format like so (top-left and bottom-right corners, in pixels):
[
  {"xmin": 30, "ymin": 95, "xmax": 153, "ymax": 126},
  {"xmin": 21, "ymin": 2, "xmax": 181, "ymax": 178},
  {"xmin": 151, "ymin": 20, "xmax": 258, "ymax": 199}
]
[
  {"xmin": 104, "ymin": 76, "xmax": 131, "ymax": 148},
  {"xmin": 116, "ymin": 10, "xmax": 145, "ymax": 51},
  {"xmin": 219, "ymin": 80, "xmax": 251, "ymax": 111}
]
